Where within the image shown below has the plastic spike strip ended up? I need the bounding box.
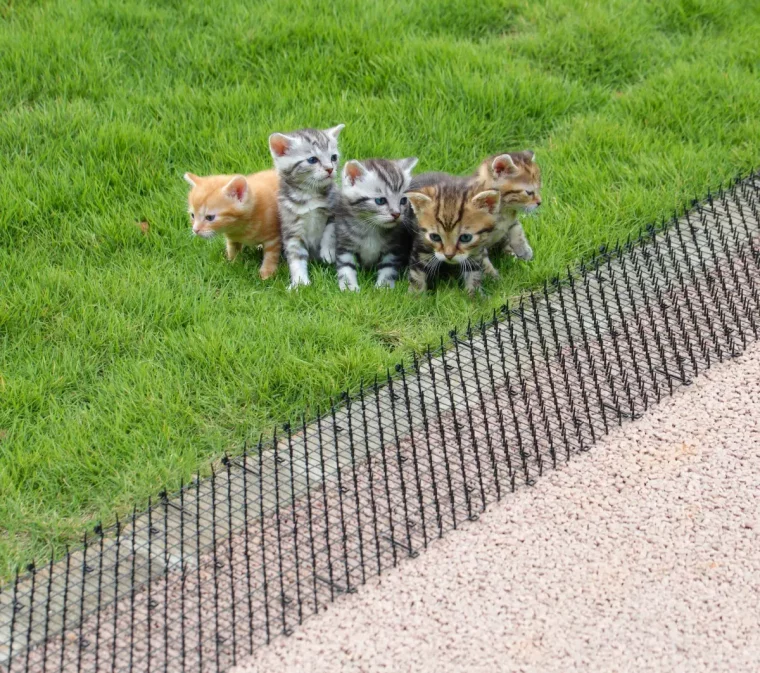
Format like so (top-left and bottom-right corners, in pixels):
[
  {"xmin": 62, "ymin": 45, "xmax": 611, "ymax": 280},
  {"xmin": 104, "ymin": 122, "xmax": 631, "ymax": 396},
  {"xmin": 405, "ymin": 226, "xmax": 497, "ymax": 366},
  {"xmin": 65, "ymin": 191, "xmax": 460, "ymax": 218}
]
[{"xmin": 1, "ymin": 172, "xmax": 759, "ymax": 673}]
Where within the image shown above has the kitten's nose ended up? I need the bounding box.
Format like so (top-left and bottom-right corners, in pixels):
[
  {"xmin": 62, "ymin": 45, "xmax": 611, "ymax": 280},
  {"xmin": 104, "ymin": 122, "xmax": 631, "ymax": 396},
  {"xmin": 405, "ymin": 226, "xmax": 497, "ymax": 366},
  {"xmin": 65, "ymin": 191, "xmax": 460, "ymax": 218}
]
[
  {"xmin": 444, "ymin": 252, "xmax": 455, "ymax": 260},
  {"xmin": 535, "ymin": 197, "xmax": 542, "ymax": 206},
  {"xmin": 391, "ymin": 211, "xmax": 400, "ymax": 219},
  {"xmin": 325, "ymin": 167, "xmax": 333, "ymax": 175}
]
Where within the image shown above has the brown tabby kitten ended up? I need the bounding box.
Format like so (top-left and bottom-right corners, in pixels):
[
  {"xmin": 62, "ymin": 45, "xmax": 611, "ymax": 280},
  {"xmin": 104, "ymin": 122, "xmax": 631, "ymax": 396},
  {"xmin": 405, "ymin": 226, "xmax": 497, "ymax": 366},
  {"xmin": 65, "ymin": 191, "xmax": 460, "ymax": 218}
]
[
  {"xmin": 184, "ymin": 170, "xmax": 282, "ymax": 279},
  {"xmin": 405, "ymin": 173, "xmax": 500, "ymax": 296},
  {"xmin": 474, "ymin": 150, "xmax": 542, "ymax": 278}
]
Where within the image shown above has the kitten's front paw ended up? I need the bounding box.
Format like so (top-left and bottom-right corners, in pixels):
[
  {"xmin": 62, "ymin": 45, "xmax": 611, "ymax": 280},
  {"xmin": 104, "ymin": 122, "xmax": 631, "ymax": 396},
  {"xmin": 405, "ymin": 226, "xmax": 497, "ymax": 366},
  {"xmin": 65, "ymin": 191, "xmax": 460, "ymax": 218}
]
[
  {"xmin": 507, "ymin": 239, "xmax": 534, "ymax": 261},
  {"xmin": 482, "ymin": 258, "xmax": 500, "ymax": 279},
  {"xmin": 375, "ymin": 278, "xmax": 396, "ymax": 289},
  {"xmin": 259, "ymin": 265, "xmax": 277, "ymax": 280},
  {"xmin": 467, "ymin": 286, "xmax": 487, "ymax": 299},
  {"xmin": 515, "ymin": 245, "xmax": 534, "ymax": 262},
  {"xmin": 339, "ymin": 278, "xmax": 360, "ymax": 292},
  {"xmin": 287, "ymin": 277, "xmax": 311, "ymax": 291},
  {"xmin": 320, "ymin": 245, "xmax": 336, "ymax": 264}
]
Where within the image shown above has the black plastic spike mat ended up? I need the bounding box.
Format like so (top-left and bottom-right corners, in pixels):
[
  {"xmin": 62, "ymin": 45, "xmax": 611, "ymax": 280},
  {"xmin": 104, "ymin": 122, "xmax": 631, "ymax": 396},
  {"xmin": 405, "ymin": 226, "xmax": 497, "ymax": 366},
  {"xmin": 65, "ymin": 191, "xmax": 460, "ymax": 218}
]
[{"xmin": 2, "ymin": 173, "xmax": 760, "ymax": 672}]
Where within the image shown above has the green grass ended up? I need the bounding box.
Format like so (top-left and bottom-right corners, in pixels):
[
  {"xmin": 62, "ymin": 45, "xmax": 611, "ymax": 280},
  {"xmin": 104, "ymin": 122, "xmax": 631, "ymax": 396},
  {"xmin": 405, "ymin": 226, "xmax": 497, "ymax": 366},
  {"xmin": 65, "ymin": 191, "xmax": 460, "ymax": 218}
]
[{"xmin": 1, "ymin": 0, "xmax": 759, "ymax": 578}]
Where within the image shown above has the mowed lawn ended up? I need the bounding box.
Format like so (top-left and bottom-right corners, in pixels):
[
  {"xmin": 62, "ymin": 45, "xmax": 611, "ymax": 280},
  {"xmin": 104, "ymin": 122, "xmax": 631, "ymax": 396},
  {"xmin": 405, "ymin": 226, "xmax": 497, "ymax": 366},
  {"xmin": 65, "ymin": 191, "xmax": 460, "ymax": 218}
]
[{"xmin": 1, "ymin": 0, "xmax": 759, "ymax": 577}]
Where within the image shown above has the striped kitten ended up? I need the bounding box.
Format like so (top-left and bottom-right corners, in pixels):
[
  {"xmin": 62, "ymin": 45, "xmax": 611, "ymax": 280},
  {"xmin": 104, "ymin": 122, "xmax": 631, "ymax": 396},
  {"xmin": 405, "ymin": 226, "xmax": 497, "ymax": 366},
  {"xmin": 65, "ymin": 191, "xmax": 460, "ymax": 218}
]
[
  {"xmin": 405, "ymin": 173, "xmax": 500, "ymax": 296},
  {"xmin": 333, "ymin": 157, "xmax": 417, "ymax": 291},
  {"xmin": 474, "ymin": 150, "xmax": 542, "ymax": 276},
  {"xmin": 268, "ymin": 124, "xmax": 345, "ymax": 289}
]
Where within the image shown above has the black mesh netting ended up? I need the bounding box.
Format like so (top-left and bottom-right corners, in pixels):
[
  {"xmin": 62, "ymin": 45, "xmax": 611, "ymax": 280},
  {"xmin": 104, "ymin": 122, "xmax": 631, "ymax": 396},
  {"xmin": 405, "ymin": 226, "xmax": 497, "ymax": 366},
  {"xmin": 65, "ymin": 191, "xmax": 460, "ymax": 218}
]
[{"xmin": 2, "ymin": 173, "xmax": 760, "ymax": 672}]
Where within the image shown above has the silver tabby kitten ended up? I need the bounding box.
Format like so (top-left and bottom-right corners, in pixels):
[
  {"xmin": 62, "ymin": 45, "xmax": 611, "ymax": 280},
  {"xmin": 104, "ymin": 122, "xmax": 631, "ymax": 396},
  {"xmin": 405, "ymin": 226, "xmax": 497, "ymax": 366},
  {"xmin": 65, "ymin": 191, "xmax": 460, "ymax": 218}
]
[
  {"xmin": 268, "ymin": 124, "xmax": 345, "ymax": 288},
  {"xmin": 332, "ymin": 158, "xmax": 418, "ymax": 291}
]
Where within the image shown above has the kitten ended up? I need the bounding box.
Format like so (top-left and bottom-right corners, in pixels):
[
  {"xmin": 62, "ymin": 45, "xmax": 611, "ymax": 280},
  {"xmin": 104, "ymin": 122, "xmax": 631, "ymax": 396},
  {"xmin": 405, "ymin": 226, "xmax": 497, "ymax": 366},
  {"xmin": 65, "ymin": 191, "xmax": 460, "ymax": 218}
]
[
  {"xmin": 268, "ymin": 125, "xmax": 345, "ymax": 289},
  {"xmin": 473, "ymin": 150, "xmax": 542, "ymax": 277},
  {"xmin": 405, "ymin": 173, "xmax": 500, "ymax": 296},
  {"xmin": 184, "ymin": 169, "xmax": 281, "ymax": 279},
  {"xmin": 333, "ymin": 157, "xmax": 418, "ymax": 291}
]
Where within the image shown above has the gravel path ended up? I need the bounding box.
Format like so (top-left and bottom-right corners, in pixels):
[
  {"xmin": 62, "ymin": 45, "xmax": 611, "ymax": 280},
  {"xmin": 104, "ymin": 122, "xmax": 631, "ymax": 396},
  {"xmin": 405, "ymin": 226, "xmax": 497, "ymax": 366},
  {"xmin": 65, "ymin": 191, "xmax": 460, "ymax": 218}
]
[{"xmin": 231, "ymin": 340, "xmax": 760, "ymax": 673}]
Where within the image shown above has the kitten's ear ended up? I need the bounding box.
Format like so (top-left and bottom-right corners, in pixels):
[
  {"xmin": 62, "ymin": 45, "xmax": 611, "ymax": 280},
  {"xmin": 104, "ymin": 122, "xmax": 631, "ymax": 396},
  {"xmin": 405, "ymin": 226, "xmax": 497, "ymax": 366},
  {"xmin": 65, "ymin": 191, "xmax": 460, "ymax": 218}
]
[
  {"xmin": 398, "ymin": 157, "xmax": 418, "ymax": 175},
  {"xmin": 343, "ymin": 160, "xmax": 367, "ymax": 187},
  {"xmin": 269, "ymin": 133, "xmax": 293, "ymax": 158},
  {"xmin": 472, "ymin": 189, "xmax": 501, "ymax": 214},
  {"xmin": 326, "ymin": 123, "xmax": 345, "ymax": 140},
  {"xmin": 405, "ymin": 191, "xmax": 433, "ymax": 214},
  {"xmin": 491, "ymin": 154, "xmax": 519, "ymax": 178},
  {"xmin": 224, "ymin": 175, "xmax": 248, "ymax": 202},
  {"xmin": 523, "ymin": 149, "xmax": 535, "ymax": 162},
  {"xmin": 184, "ymin": 172, "xmax": 200, "ymax": 187}
]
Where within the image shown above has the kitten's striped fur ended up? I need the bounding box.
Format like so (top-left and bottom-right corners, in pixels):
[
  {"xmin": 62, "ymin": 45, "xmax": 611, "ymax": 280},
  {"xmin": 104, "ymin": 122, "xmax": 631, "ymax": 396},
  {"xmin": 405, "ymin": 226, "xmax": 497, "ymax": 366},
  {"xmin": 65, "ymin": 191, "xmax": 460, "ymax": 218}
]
[
  {"xmin": 405, "ymin": 173, "xmax": 500, "ymax": 296},
  {"xmin": 474, "ymin": 150, "xmax": 542, "ymax": 275},
  {"xmin": 269, "ymin": 125, "xmax": 345, "ymax": 289},
  {"xmin": 333, "ymin": 157, "xmax": 417, "ymax": 291}
]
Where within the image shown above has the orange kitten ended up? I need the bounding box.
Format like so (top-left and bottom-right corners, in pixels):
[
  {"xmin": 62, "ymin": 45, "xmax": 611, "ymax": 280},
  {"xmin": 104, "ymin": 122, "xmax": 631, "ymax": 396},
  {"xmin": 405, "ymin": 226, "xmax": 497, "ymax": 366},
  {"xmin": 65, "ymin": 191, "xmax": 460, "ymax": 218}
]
[{"xmin": 184, "ymin": 170, "xmax": 282, "ymax": 279}]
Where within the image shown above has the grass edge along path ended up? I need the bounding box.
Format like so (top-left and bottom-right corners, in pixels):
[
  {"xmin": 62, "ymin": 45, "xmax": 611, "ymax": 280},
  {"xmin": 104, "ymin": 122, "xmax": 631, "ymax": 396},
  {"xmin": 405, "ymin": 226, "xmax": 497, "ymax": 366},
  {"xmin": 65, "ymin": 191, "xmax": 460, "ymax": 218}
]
[{"xmin": 1, "ymin": 0, "xmax": 759, "ymax": 578}]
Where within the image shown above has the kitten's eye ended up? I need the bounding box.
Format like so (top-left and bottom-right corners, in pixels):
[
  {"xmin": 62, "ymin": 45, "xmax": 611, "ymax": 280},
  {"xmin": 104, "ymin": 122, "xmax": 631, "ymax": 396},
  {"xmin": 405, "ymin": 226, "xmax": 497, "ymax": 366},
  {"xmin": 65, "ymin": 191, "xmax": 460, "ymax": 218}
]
[
  {"xmin": 374, "ymin": 197, "xmax": 387, "ymax": 206},
  {"xmin": 429, "ymin": 233, "xmax": 442, "ymax": 243},
  {"xmin": 525, "ymin": 190, "xmax": 535, "ymax": 196},
  {"xmin": 400, "ymin": 196, "xmax": 408, "ymax": 206},
  {"xmin": 459, "ymin": 234, "xmax": 473, "ymax": 244},
  {"xmin": 331, "ymin": 154, "xmax": 338, "ymax": 162},
  {"xmin": 307, "ymin": 156, "xmax": 319, "ymax": 164},
  {"xmin": 205, "ymin": 214, "xmax": 216, "ymax": 222},
  {"xmin": 189, "ymin": 212, "xmax": 194, "ymax": 219}
]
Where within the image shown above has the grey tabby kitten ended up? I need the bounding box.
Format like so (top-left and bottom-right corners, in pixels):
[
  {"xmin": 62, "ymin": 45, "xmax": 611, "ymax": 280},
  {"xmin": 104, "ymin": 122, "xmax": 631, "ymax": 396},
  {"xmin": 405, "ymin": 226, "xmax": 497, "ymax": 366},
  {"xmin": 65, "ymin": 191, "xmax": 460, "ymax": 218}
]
[
  {"xmin": 268, "ymin": 124, "xmax": 345, "ymax": 288},
  {"xmin": 332, "ymin": 157, "xmax": 417, "ymax": 291}
]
